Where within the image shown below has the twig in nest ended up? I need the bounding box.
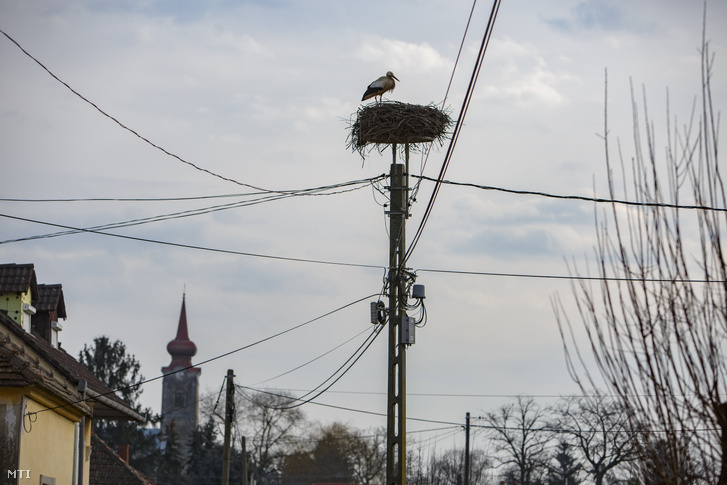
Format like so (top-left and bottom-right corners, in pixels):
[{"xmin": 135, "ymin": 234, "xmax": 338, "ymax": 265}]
[{"xmin": 347, "ymin": 101, "xmax": 452, "ymax": 159}]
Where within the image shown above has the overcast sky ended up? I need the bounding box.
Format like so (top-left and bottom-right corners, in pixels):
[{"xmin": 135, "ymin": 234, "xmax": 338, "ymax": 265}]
[{"xmin": 1, "ymin": 0, "xmax": 725, "ymax": 453}]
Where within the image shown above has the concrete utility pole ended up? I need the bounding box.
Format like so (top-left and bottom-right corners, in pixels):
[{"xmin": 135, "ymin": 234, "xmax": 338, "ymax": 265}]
[
  {"xmin": 222, "ymin": 369, "xmax": 235, "ymax": 485},
  {"xmin": 386, "ymin": 144, "xmax": 408, "ymax": 485}
]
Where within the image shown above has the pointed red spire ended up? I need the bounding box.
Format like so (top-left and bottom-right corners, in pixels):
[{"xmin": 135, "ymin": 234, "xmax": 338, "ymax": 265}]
[{"xmin": 163, "ymin": 294, "xmax": 200, "ymax": 373}]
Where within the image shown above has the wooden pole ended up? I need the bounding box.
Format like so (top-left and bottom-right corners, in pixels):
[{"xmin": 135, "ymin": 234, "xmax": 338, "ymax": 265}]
[{"xmin": 222, "ymin": 369, "xmax": 234, "ymax": 485}]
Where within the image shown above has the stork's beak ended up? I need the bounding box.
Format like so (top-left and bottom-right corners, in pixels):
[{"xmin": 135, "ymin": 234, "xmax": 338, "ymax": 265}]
[{"xmin": 393, "ymin": 75, "xmax": 400, "ymax": 82}]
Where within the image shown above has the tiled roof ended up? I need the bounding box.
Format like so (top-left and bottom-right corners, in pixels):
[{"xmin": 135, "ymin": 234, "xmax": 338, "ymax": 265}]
[
  {"xmin": 0, "ymin": 312, "xmax": 92, "ymax": 416},
  {"xmin": 0, "ymin": 311, "xmax": 141, "ymax": 421},
  {"xmin": 0, "ymin": 263, "xmax": 38, "ymax": 296},
  {"xmin": 36, "ymin": 284, "xmax": 67, "ymax": 318},
  {"xmin": 90, "ymin": 433, "xmax": 155, "ymax": 485}
]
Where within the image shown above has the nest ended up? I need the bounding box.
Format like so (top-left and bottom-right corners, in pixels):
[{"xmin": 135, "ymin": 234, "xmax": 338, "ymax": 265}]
[{"xmin": 347, "ymin": 101, "xmax": 452, "ymax": 158}]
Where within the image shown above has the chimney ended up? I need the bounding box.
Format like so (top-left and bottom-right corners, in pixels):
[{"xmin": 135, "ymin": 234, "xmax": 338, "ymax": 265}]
[{"xmin": 118, "ymin": 444, "xmax": 130, "ymax": 463}]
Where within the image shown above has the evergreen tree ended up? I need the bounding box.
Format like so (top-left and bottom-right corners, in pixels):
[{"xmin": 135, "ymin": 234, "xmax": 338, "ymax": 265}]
[
  {"xmin": 79, "ymin": 336, "xmax": 160, "ymax": 476},
  {"xmin": 187, "ymin": 417, "xmax": 223, "ymax": 484},
  {"xmin": 547, "ymin": 441, "xmax": 581, "ymax": 485},
  {"xmin": 158, "ymin": 420, "xmax": 190, "ymax": 485}
]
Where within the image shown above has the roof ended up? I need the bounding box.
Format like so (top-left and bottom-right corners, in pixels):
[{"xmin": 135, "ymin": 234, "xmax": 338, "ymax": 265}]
[
  {"xmin": 0, "ymin": 263, "xmax": 39, "ymax": 296},
  {"xmin": 89, "ymin": 433, "xmax": 155, "ymax": 485},
  {"xmin": 0, "ymin": 311, "xmax": 143, "ymax": 421},
  {"xmin": 162, "ymin": 295, "xmax": 200, "ymax": 373},
  {"xmin": 35, "ymin": 284, "xmax": 67, "ymax": 318},
  {"xmin": 0, "ymin": 312, "xmax": 92, "ymax": 416}
]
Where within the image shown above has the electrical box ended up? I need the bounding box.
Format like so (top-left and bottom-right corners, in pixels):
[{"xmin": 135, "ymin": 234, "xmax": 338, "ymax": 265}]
[
  {"xmin": 370, "ymin": 301, "xmax": 385, "ymax": 324},
  {"xmin": 401, "ymin": 316, "xmax": 416, "ymax": 345},
  {"xmin": 412, "ymin": 284, "xmax": 425, "ymax": 299}
]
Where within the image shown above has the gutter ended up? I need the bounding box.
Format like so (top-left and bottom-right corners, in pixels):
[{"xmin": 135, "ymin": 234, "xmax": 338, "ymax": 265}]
[{"xmin": 86, "ymin": 388, "xmax": 145, "ymax": 422}]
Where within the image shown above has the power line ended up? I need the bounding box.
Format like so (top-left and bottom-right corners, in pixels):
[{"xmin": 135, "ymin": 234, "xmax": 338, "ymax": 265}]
[
  {"xmin": 236, "ymin": 385, "xmax": 462, "ymax": 427},
  {"xmin": 415, "ymin": 266, "xmax": 726, "ymax": 283},
  {"xmin": 251, "ymin": 326, "xmax": 373, "ymax": 386},
  {"xmin": 0, "ymin": 176, "xmax": 383, "ymax": 244},
  {"xmin": 405, "ymin": 0, "xmax": 502, "ymax": 265},
  {"xmin": 266, "ymin": 324, "xmax": 386, "ymax": 410},
  {"xmin": 4, "ymin": 212, "xmax": 723, "ymax": 284},
  {"xmin": 0, "ymin": 28, "xmax": 276, "ymax": 192},
  {"xmin": 0, "ymin": 175, "xmax": 386, "ymax": 203},
  {"xmin": 0, "ymin": 212, "xmax": 385, "ymax": 270},
  {"xmin": 23, "ymin": 292, "xmax": 378, "ymax": 418},
  {"xmin": 413, "ymin": 174, "xmax": 727, "ymax": 212}
]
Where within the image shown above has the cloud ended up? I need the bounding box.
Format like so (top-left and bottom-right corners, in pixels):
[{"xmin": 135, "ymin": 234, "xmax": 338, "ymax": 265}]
[
  {"xmin": 474, "ymin": 37, "xmax": 582, "ymax": 106},
  {"xmin": 544, "ymin": 0, "xmax": 654, "ymax": 35},
  {"xmin": 354, "ymin": 37, "xmax": 451, "ymax": 73}
]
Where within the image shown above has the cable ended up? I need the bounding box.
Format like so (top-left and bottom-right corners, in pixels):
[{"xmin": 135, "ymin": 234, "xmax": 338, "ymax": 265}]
[
  {"xmin": 4, "ymin": 212, "xmax": 720, "ymax": 284},
  {"xmin": 1, "ymin": 28, "xmax": 281, "ymax": 192},
  {"xmin": 236, "ymin": 385, "xmax": 462, "ymax": 427},
  {"xmin": 0, "ymin": 176, "xmax": 386, "ymax": 204},
  {"xmin": 412, "ymin": 174, "xmax": 727, "ymax": 212},
  {"xmin": 405, "ymin": 0, "xmax": 502, "ymax": 265},
  {"xmin": 251, "ymin": 326, "xmax": 373, "ymax": 386},
  {"xmin": 0, "ymin": 213, "xmax": 385, "ymax": 270},
  {"xmin": 414, "ymin": 266, "xmax": 726, "ymax": 283},
  {"xmin": 0, "ymin": 176, "xmax": 384, "ymax": 244},
  {"xmin": 23, "ymin": 292, "xmax": 378, "ymax": 418},
  {"xmin": 267, "ymin": 323, "xmax": 385, "ymax": 410}
]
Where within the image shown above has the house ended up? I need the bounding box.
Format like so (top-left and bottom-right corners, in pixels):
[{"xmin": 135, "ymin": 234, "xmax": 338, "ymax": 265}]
[
  {"xmin": 88, "ymin": 433, "xmax": 154, "ymax": 485},
  {"xmin": 0, "ymin": 264, "xmax": 144, "ymax": 485}
]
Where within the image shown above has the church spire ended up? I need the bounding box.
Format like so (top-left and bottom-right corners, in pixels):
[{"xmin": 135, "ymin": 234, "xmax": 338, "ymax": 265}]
[{"xmin": 163, "ymin": 294, "xmax": 199, "ymax": 372}]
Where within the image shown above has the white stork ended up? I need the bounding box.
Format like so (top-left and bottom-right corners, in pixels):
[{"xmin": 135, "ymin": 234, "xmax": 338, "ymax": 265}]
[{"xmin": 361, "ymin": 71, "xmax": 399, "ymax": 103}]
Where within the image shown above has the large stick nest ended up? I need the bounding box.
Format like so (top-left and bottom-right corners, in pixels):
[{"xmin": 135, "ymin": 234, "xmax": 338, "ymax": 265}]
[{"xmin": 347, "ymin": 101, "xmax": 452, "ymax": 158}]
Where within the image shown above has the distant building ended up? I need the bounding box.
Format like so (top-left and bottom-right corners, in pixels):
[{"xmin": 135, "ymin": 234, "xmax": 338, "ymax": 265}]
[{"xmin": 160, "ymin": 294, "xmax": 200, "ymax": 456}]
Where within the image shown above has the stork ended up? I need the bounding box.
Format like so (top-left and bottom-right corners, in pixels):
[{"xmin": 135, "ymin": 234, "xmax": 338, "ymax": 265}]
[{"xmin": 361, "ymin": 71, "xmax": 399, "ymax": 103}]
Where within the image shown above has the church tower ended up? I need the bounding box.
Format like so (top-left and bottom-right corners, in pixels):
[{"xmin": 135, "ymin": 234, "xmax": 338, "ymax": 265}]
[{"xmin": 161, "ymin": 294, "xmax": 200, "ymax": 452}]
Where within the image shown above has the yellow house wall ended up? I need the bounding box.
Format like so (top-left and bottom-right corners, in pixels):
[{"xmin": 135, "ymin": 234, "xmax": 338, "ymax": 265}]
[
  {"xmin": 0, "ymin": 290, "xmax": 31, "ymax": 325},
  {"xmin": 82, "ymin": 417, "xmax": 91, "ymax": 485},
  {"xmin": 18, "ymin": 397, "xmax": 80, "ymax": 485}
]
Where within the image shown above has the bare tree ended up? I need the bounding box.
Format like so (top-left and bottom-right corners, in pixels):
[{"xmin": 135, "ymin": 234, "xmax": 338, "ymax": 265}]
[
  {"xmin": 553, "ymin": 29, "xmax": 726, "ymax": 483},
  {"xmin": 552, "ymin": 395, "xmax": 637, "ymax": 484},
  {"xmin": 348, "ymin": 427, "xmax": 386, "ymax": 485},
  {"xmin": 482, "ymin": 396, "xmax": 552, "ymax": 484},
  {"xmin": 424, "ymin": 448, "xmax": 491, "ymax": 485},
  {"xmin": 238, "ymin": 389, "xmax": 305, "ymax": 485}
]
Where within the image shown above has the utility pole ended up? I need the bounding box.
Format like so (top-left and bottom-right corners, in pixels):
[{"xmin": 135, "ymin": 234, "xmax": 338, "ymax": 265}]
[
  {"xmin": 464, "ymin": 412, "xmax": 470, "ymax": 485},
  {"xmin": 241, "ymin": 436, "xmax": 248, "ymax": 485},
  {"xmin": 386, "ymin": 144, "xmax": 408, "ymax": 485},
  {"xmin": 222, "ymin": 369, "xmax": 235, "ymax": 485}
]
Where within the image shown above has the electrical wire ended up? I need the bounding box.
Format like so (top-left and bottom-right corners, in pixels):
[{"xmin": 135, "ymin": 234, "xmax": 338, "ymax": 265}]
[
  {"xmin": 405, "ymin": 0, "xmax": 502, "ymax": 265},
  {"xmin": 251, "ymin": 326, "xmax": 373, "ymax": 386},
  {"xmin": 413, "ymin": 0, "xmax": 479, "ymax": 189},
  {"xmin": 23, "ymin": 292, "xmax": 378, "ymax": 418},
  {"xmin": 0, "ymin": 176, "xmax": 384, "ymax": 244},
  {"xmin": 0, "ymin": 175, "xmax": 386, "ymax": 204},
  {"xmin": 0, "ymin": 212, "xmax": 386, "ymax": 270},
  {"xmin": 236, "ymin": 385, "xmax": 462, "ymax": 427},
  {"xmin": 1, "ymin": 28, "xmax": 287, "ymax": 193},
  {"xmin": 4, "ymin": 212, "xmax": 721, "ymax": 284},
  {"xmin": 266, "ymin": 323, "xmax": 385, "ymax": 410},
  {"xmin": 412, "ymin": 174, "xmax": 727, "ymax": 212}
]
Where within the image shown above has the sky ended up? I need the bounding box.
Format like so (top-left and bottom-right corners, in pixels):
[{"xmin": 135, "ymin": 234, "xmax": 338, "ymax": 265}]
[{"xmin": 1, "ymin": 0, "xmax": 725, "ymax": 454}]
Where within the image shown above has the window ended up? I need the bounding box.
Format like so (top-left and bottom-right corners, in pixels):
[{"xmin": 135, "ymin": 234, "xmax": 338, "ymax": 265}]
[{"xmin": 174, "ymin": 390, "xmax": 185, "ymax": 409}]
